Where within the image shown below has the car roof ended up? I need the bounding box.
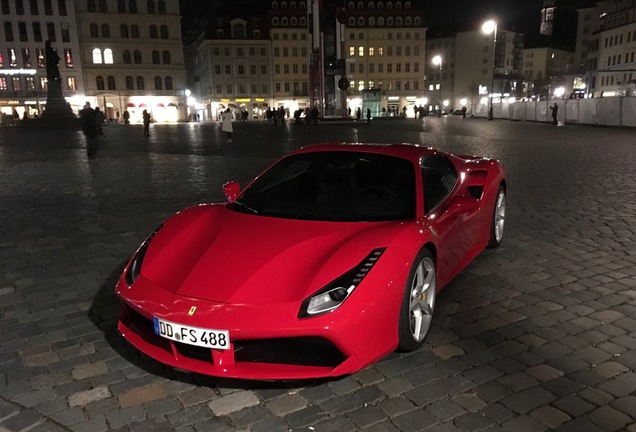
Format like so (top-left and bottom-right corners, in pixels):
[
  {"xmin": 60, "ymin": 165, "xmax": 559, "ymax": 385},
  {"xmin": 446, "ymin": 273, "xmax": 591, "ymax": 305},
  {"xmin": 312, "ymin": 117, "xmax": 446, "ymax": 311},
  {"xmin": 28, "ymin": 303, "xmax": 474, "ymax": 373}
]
[{"xmin": 294, "ymin": 142, "xmax": 440, "ymax": 161}]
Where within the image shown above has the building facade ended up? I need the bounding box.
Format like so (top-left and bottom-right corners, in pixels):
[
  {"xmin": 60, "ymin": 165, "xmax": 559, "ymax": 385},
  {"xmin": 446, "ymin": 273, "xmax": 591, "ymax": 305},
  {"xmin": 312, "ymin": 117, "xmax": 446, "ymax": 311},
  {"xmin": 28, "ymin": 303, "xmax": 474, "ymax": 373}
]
[
  {"xmin": 186, "ymin": 0, "xmax": 273, "ymax": 121},
  {"xmin": 76, "ymin": 0, "xmax": 187, "ymax": 123},
  {"xmin": 342, "ymin": 0, "xmax": 427, "ymax": 117},
  {"xmin": 0, "ymin": 0, "xmax": 84, "ymax": 120},
  {"xmin": 454, "ymin": 28, "xmax": 524, "ymax": 115}
]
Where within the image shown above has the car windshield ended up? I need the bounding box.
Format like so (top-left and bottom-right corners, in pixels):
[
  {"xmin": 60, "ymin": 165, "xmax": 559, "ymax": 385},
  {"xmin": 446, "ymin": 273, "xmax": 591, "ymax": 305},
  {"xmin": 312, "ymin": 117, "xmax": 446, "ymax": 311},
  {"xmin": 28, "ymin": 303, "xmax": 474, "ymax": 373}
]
[{"xmin": 228, "ymin": 151, "xmax": 416, "ymax": 222}]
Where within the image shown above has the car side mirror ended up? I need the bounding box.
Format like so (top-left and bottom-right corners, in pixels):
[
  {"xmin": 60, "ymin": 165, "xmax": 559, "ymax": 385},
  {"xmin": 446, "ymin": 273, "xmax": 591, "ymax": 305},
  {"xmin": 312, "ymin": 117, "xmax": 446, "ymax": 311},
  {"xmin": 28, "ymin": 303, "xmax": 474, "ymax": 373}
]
[{"xmin": 223, "ymin": 181, "xmax": 241, "ymax": 203}]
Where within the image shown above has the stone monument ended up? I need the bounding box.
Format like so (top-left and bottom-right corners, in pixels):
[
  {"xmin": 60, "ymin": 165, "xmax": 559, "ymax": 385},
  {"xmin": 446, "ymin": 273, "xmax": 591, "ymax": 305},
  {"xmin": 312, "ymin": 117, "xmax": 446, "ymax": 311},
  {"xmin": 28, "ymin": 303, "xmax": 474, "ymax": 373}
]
[{"xmin": 41, "ymin": 40, "xmax": 75, "ymax": 120}]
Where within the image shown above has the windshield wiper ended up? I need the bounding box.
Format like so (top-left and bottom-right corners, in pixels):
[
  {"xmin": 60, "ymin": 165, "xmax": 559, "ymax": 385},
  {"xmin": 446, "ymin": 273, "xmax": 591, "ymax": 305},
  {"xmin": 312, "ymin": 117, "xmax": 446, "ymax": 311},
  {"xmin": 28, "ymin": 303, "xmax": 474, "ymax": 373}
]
[{"xmin": 231, "ymin": 200, "xmax": 259, "ymax": 215}]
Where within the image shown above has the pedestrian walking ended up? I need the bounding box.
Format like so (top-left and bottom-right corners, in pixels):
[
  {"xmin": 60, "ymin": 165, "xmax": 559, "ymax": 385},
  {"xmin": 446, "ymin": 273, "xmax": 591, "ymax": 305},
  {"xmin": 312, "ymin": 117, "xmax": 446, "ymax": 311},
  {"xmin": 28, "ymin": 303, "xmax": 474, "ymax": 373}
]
[
  {"xmin": 142, "ymin": 109, "xmax": 151, "ymax": 137},
  {"xmin": 366, "ymin": 108, "xmax": 371, "ymax": 124},
  {"xmin": 549, "ymin": 102, "xmax": 559, "ymax": 125},
  {"xmin": 79, "ymin": 102, "xmax": 99, "ymax": 157},
  {"xmin": 311, "ymin": 107, "xmax": 319, "ymax": 125},
  {"xmin": 222, "ymin": 108, "xmax": 233, "ymax": 142},
  {"xmin": 122, "ymin": 110, "xmax": 130, "ymax": 124},
  {"xmin": 94, "ymin": 107, "xmax": 105, "ymax": 134}
]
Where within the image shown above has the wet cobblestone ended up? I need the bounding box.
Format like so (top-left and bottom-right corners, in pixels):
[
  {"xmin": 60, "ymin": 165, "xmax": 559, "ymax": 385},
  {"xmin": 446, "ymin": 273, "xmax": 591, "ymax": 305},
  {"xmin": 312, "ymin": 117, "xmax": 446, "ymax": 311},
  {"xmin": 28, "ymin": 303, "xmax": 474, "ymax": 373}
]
[{"xmin": 1, "ymin": 117, "xmax": 635, "ymax": 431}]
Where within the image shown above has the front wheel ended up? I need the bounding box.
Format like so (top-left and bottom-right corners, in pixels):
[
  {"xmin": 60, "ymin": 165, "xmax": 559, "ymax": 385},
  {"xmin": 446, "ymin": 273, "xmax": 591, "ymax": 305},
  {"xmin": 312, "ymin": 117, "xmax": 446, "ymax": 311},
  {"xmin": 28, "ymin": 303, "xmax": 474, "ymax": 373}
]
[
  {"xmin": 487, "ymin": 185, "xmax": 506, "ymax": 248},
  {"xmin": 397, "ymin": 249, "xmax": 436, "ymax": 352}
]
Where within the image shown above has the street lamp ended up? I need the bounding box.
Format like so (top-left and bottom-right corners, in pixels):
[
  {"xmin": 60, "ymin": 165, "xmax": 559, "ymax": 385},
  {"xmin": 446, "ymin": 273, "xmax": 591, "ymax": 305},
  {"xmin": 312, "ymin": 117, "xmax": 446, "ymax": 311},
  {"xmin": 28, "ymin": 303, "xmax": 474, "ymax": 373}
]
[
  {"xmin": 432, "ymin": 55, "xmax": 442, "ymax": 117},
  {"xmin": 482, "ymin": 19, "xmax": 497, "ymax": 120}
]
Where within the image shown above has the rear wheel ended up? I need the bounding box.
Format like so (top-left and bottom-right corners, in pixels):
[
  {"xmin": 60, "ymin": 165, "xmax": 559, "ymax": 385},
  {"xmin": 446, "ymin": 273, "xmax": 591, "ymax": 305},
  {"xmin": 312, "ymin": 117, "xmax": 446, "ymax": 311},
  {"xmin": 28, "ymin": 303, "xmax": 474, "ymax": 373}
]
[
  {"xmin": 398, "ymin": 249, "xmax": 436, "ymax": 352},
  {"xmin": 488, "ymin": 185, "xmax": 506, "ymax": 248}
]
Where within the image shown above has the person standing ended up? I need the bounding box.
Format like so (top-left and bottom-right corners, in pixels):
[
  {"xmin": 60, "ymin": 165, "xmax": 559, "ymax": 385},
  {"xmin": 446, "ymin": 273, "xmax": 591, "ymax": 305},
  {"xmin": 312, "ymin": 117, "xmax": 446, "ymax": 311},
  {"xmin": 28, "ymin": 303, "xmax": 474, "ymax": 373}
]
[
  {"xmin": 366, "ymin": 108, "xmax": 371, "ymax": 124},
  {"xmin": 142, "ymin": 109, "xmax": 151, "ymax": 137},
  {"xmin": 222, "ymin": 108, "xmax": 233, "ymax": 142},
  {"xmin": 79, "ymin": 102, "xmax": 99, "ymax": 157},
  {"xmin": 549, "ymin": 102, "xmax": 559, "ymax": 125}
]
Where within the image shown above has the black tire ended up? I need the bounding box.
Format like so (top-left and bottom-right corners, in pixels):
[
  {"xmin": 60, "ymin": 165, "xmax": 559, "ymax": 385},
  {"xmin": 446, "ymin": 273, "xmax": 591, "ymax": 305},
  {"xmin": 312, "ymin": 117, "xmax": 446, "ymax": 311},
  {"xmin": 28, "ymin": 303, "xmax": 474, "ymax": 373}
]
[
  {"xmin": 487, "ymin": 185, "xmax": 506, "ymax": 249},
  {"xmin": 397, "ymin": 248, "xmax": 436, "ymax": 352}
]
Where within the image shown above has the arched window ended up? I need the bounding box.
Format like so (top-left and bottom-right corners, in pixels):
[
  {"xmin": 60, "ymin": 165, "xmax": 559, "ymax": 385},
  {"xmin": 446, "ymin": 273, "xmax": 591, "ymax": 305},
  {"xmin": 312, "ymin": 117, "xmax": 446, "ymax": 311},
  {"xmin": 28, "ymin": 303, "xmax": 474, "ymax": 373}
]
[
  {"xmin": 281, "ymin": 1, "xmax": 287, "ymax": 8},
  {"xmin": 131, "ymin": 24, "xmax": 139, "ymax": 38},
  {"xmin": 300, "ymin": 1, "xmax": 306, "ymax": 8},
  {"xmin": 125, "ymin": 75, "xmax": 133, "ymax": 90},
  {"xmin": 162, "ymin": 50, "xmax": 171, "ymax": 64},
  {"xmin": 272, "ymin": 1, "xmax": 278, "ymax": 8},
  {"xmin": 386, "ymin": 2, "xmax": 392, "ymax": 8},
  {"xmin": 160, "ymin": 25, "xmax": 168, "ymax": 39},
  {"xmin": 300, "ymin": 17, "xmax": 306, "ymax": 25},
  {"xmin": 405, "ymin": 17, "xmax": 411, "ymax": 25},
  {"xmin": 123, "ymin": 49, "xmax": 131, "ymax": 63},
  {"xmin": 107, "ymin": 75, "xmax": 116, "ymax": 90},
  {"xmin": 281, "ymin": 17, "xmax": 288, "ymax": 25},
  {"xmin": 369, "ymin": 2, "xmax": 374, "ymax": 8},
  {"xmin": 396, "ymin": 17, "xmax": 402, "ymax": 25},
  {"xmin": 133, "ymin": 50, "xmax": 142, "ymax": 63},
  {"xmin": 96, "ymin": 75, "xmax": 105, "ymax": 90},
  {"xmin": 396, "ymin": 1, "xmax": 402, "ymax": 8},
  {"xmin": 347, "ymin": 2, "xmax": 354, "ymax": 9},
  {"xmin": 157, "ymin": 1, "xmax": 166, "ymax": 14},
  {"xmin": 98, "ymin": 0, "xmax": 107, "ymax": 12},
  {"xmin": 272, "ymin": 17, "xmax": 279, "ymax": 26},
  {"xmin": 92, "ymin": 48, "xmax": 102, "ymax": 63},
  {"xmin": 291, "ymin": 17, "xmax": 297, "ymax": 25},
  {"xmin": 387, "ymin": 16, "xmax": 393, "ymax": 25},
  {"xmin": 378, "ymin": 16, "xmax": 384, "ymax": 25},
  {"xmin": 151, "ymin": 50, "xmax": 159, "ymax": 64},
  {"xmin": 89, "ymin": 23, "xmax": 98, "ymax": 37},
  {"xmin": 147, "ymin": 0, "xmax": 155, "ymax": 14},
  {"xmin": 87, "ymin": 0, "xmax": 96, "ymax": 12},
  {"xmin": 117, "ymin": 0, "xmax": 125, "ymax": 12},
  {"xmin": 369, "ymin": 16, "xmax": 375, "ymax": 25},
  {"xmin": 136, "ymin": 76, "xmax": 144, "ymax": 90},
  {"xmin": 348, "ymin": 16, "xmax": 355, "ymax": 25},
  {"xmin": 165, "ymin": 76, "xmax": 173, "ymax": 90},
  {"xmin": 358, "ymin": 16, "xmax": 364, "ymax": 25},
  {"xmin": 154, "ymin": 76, "xmax": 162, "ymax": 90},
  {"xmin": 129, "ymin": 0, "xmax": 137, "ymax": 13},
  {"xmin": 377, "ymin": 1, "xmax": 383, "ymax": 8},
  {"xmin": 104, "ymin": 48, "xmax": 113, "ymax": 64},
  {"xmin": 357, "ymin": 1, "xmax": 363, "ymax": 8},
  {"xmin": 120, "ymin": 24, "xmax": 129, "ymax": 38},
  {"xmin": 149, "ymin": 25, "xmax": 158, "ymax": 38},
  {"xmin": 290, "ymin": 1, "xmax": 296, "ymax": 8},
  {"xmin": 414, "ymin": 17, "xmax": 420, "ymax": 25},
  {"xmin": 101, "ymin": 23, "xmax": 110, "ymax": 38}
]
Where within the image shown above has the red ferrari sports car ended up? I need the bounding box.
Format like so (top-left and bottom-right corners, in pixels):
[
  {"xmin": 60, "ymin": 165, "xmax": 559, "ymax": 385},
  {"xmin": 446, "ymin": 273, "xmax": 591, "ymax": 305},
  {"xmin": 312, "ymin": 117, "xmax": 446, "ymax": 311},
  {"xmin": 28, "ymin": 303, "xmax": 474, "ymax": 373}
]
[{"xmin": 116, "ymin": 143, "xmax": 506, "ymax": 380}]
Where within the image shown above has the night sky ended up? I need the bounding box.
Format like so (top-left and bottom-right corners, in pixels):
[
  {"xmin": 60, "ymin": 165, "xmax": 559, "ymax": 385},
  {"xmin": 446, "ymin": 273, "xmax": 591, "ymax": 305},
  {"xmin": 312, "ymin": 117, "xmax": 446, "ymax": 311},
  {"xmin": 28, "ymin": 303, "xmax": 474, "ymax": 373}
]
[{"xmin": 178, "ymin": 0, "xmax": 547, "ymax": 37}]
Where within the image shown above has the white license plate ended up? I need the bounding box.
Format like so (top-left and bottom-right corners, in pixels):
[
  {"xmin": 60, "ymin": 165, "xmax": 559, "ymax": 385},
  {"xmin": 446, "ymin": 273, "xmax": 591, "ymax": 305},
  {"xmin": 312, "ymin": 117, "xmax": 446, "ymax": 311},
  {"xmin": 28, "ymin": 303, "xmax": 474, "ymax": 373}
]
[{"xmin": 153, "ymin": 317, "xmax": 230, "ymax": 350}]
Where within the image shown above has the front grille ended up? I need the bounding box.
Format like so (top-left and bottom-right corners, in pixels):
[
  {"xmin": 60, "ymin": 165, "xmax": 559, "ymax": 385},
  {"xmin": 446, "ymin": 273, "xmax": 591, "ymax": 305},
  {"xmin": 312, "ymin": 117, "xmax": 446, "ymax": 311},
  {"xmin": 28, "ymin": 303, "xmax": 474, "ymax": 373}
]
[
  {"xmin": 234, "ymin": 337, "xmax": 346, "ymax": 368},
  {"xmin": 124, "ymin": 305, "xmax": 172, "ymax": 354}
]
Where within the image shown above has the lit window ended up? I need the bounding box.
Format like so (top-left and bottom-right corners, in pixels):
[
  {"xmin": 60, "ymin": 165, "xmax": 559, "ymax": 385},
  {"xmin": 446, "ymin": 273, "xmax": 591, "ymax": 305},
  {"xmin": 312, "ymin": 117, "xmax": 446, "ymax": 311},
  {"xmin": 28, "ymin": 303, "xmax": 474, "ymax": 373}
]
[
  {"xmin": 369, "ymin": 47, "xmax": 374, "ymax": 56},
  {"xmin": 104, "ymin": 48, "xmax": 113, "ymax": 64},
  {"xmin": 349, "ymin": 46, "xmax": 355, "ymax": 56},
  {"xmin": 64, "ymin": 49, "xmax": 73, "ymax": 67},
  {"xmin": 67, "ymin": 76, "xmax": 76, "ymax": 90},
  {"xmin": 92, "ymin": 48, "xmax": 102, "ymax": 63},
  {"xmin": 358, "ymin": 46, "xmax": 364, "ymax": 56}
]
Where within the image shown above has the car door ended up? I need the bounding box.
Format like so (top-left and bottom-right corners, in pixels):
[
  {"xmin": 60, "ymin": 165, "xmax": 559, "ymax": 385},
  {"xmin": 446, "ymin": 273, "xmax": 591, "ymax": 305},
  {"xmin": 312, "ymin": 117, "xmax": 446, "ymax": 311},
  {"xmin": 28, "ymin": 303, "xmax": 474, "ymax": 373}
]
[{"xmin": 421, "ymin": 155, "xmax": 478, "ymax": 286}]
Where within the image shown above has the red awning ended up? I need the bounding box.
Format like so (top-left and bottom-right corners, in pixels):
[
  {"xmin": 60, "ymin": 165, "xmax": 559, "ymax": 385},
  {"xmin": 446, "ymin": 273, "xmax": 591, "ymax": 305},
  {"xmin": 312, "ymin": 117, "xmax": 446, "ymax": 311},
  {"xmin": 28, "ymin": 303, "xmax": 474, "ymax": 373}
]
[
  {"xmin": 156, "ymin": 103, "xmax": 165, "ymax": 108},
  {"xmin": 139, "ymin": 103, "xmax": 147, "ymax": 107},
  {"xmin": 126, "ymin": 103, "xmax": 135, "ymax": 107}
]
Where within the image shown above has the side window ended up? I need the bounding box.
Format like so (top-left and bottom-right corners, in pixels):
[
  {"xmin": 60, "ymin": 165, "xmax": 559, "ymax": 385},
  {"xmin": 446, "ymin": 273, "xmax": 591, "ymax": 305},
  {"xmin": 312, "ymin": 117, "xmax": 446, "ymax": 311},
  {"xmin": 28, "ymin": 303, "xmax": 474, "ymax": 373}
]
[{"xmin": 421, "ymin": 155, "xmax": 457, "ymax": 214}]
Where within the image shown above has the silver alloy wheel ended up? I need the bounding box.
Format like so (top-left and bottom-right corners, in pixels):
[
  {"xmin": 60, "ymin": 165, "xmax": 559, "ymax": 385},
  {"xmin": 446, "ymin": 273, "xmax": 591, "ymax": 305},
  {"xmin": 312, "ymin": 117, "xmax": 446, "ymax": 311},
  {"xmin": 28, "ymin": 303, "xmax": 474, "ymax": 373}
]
[
  {"xmin": 409, "ymin": 256, "xmax": 436, "ymax": 342},
  {"xmin": 494, "ymin": 190, "xmax": 506, "ymax": 243}
]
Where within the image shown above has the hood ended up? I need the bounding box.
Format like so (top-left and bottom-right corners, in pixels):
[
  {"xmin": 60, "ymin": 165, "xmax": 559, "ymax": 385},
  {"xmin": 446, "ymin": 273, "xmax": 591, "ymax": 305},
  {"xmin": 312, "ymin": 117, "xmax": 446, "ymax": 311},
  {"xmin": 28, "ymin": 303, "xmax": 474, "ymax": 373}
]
[{"xmin": 140, "ymin": 205, "xmax": 402, "ymax": 304}]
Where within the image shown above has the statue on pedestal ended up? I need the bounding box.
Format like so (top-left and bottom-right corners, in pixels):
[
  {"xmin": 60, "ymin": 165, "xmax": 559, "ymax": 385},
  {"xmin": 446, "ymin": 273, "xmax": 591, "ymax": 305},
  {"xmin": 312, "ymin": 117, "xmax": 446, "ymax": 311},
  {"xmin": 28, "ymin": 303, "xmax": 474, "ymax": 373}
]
[{"xmin": 42, "ymin": 40, "xmax": 74, "ymax": 120}]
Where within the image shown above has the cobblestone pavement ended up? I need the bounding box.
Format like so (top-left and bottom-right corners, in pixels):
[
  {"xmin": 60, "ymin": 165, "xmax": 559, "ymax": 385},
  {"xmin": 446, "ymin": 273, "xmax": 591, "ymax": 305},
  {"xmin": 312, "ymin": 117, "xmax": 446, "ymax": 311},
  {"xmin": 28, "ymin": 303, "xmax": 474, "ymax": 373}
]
[{"xmin": 1, "ymin": 117, "xmax": 635, "ymax": 432}]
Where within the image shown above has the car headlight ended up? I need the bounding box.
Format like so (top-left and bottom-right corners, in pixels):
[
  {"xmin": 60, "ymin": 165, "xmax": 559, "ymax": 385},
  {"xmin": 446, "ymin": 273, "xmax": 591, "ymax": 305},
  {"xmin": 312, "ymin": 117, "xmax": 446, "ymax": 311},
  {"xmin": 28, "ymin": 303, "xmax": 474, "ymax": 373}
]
[
  {"xmin": 124, "ymin": 224, "xmax": 163, "ymax": 287},
  {"xmin": 299, "ymin": 248, "xmax": 386, "ymax": 318}
]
